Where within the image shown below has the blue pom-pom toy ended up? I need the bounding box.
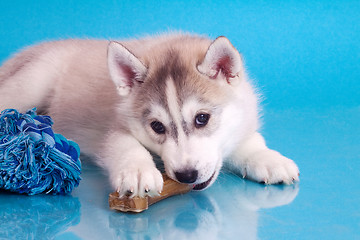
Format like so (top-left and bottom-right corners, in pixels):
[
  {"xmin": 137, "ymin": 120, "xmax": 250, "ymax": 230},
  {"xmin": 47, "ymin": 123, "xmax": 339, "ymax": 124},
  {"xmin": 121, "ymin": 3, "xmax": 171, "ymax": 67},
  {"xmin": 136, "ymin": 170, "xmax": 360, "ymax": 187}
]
[{"xmin": 0, "ymin": 109, "xmax": 81, "ymax": 195}]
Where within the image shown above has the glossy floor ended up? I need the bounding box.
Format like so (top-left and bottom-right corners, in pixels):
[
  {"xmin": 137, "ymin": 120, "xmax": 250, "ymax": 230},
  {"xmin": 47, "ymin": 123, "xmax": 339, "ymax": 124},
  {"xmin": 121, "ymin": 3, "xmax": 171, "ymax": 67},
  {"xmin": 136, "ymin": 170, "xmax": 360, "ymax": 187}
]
[{"xmin": 0, "ymin": 107, "xmax": 359, "ymax": 240}]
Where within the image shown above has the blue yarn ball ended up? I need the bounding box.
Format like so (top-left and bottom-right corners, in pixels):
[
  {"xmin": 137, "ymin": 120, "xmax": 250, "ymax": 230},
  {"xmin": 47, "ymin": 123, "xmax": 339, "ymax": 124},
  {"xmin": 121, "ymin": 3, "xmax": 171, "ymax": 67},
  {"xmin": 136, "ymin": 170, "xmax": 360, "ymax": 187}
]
[{"xmin": 0, "ymin": 109, "xmax": 81, "ymax": 195}]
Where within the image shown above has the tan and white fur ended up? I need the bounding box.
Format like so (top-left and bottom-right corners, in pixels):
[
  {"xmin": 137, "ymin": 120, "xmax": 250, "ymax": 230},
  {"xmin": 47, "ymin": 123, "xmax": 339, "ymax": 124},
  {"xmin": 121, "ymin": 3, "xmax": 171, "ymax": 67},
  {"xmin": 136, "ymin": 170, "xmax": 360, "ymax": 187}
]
[{"xmin": 0, "ymin": 33, "xmax": 299, "ymax": 197}]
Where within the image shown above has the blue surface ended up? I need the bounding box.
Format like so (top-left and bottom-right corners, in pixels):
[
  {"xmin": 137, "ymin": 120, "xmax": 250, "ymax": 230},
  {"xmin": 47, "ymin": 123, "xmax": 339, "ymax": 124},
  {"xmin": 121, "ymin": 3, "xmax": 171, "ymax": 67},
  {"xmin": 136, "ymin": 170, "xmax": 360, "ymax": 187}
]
[{"xmin": 0, "ymin": 1, "xmax": 359, "ymax": 239}]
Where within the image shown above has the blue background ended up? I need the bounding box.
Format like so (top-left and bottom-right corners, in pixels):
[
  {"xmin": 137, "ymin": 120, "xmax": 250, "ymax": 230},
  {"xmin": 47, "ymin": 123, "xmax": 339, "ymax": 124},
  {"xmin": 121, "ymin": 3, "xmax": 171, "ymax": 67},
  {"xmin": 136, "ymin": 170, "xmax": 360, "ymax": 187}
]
[
  {"xmin": 1, "ymin": 0, "xmax": 359, "ymax": 109},
  {"xmin": 0, "ymin": 1, "xmax": 359, "ymax": 239}
]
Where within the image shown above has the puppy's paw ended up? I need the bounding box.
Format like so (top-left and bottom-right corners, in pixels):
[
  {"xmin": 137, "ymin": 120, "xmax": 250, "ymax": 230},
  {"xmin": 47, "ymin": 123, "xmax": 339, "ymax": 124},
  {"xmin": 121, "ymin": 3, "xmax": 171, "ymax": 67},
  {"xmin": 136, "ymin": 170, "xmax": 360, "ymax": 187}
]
[
  {"xmin": 111, "ymin": 165, "xmax": 163, "ymax": 198},
  {"xmin": 242, "ymin": 150, "xmax": 299, "ymax": 185}
]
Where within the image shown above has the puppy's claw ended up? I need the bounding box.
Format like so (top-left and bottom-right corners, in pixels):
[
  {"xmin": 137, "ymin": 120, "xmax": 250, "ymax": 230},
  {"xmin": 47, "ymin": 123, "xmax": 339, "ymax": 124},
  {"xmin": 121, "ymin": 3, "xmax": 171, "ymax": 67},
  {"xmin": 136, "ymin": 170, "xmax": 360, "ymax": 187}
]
[{"xmin": 242, "ymin": 168, "xmax": 247, "ymax": 179}]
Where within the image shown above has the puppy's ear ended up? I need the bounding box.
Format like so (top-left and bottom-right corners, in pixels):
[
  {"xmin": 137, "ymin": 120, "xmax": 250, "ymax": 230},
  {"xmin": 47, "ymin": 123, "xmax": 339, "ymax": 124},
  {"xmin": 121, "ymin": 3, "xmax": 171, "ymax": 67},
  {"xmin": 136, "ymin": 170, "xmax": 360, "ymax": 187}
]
[
  {"xmin": 107, "ymin": 41, "xmax": 147, "ymax": 96},
  {"xmin": 197, "ymin": 37, "xmax": 243, "ymax": 85}
]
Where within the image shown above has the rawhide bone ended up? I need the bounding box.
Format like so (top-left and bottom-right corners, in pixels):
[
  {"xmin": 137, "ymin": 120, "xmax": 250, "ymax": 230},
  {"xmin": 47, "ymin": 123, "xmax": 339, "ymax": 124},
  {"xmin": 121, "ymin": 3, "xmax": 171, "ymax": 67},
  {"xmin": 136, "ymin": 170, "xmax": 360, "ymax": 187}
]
[{"xmin": 109, "ymin": 173, "xmax": 192, "ymax": 213}]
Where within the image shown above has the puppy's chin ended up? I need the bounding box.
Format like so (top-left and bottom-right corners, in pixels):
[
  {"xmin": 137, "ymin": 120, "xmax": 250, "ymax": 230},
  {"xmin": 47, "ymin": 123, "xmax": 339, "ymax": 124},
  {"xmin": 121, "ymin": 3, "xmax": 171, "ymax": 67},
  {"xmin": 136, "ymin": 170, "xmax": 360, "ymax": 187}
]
[
  {"xmin": 193, "ymin": 171, "xmax": 217, "ymax": 191},
  {"xmin": 193, "ymin": 157, "xmax": 223, "ymax": 191}
]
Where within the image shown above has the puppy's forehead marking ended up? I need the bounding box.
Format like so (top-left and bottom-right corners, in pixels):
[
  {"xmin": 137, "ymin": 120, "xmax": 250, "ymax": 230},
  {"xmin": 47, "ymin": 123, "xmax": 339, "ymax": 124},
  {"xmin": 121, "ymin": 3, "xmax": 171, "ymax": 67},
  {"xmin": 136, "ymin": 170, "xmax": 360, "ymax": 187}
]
[
  {"xmin": 137, "ymin": 51, "xmax": 187, "ymax": 113},
  {"xmin": 165, "ymin": 78, "xmax": 185, "ymax": 143}
]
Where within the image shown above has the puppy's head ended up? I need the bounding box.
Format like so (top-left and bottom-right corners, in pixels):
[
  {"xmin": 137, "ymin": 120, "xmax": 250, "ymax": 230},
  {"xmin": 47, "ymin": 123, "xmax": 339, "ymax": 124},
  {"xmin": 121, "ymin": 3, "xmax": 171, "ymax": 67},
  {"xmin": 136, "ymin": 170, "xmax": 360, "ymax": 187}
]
[{"xmin": 107, "ymin": 35, "xmax": 245, "ymax": 190}]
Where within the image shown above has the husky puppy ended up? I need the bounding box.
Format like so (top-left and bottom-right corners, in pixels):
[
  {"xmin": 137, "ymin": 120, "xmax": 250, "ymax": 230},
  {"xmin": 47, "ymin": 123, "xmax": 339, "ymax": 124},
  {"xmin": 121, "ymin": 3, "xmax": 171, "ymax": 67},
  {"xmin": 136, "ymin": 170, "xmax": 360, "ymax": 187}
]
[{"xmin": 0, "ymin": 33, "xmax": 299, "ymax": 197}]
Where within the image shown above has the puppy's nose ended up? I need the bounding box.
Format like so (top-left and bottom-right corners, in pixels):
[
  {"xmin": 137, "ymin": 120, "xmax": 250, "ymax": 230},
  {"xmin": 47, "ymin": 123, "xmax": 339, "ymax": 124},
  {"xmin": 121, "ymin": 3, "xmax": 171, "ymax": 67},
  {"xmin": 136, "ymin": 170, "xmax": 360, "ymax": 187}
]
[{"xmin": 175, "ymin": 169, "xmax": 198, "ymax": 184}]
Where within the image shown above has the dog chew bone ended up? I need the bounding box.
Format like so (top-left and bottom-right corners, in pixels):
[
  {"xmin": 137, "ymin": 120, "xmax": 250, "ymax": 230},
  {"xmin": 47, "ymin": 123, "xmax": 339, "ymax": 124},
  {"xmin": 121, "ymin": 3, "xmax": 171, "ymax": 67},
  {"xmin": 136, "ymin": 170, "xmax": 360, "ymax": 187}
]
[{"xmin": 109, "ymin": 174, "xmax": 192, "ymax": 213}]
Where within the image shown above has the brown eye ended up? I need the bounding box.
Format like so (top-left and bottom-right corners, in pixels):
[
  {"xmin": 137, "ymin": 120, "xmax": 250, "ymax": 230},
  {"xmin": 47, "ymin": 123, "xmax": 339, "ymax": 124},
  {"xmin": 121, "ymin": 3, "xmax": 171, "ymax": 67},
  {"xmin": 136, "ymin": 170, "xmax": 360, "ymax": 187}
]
[
  {"xmin": 194, "ymin": 113, "xmax": 210, "ymax": 128},
  {"xmin": 151, "ymin": 121, "xmax": 166, "ymax": 134}
]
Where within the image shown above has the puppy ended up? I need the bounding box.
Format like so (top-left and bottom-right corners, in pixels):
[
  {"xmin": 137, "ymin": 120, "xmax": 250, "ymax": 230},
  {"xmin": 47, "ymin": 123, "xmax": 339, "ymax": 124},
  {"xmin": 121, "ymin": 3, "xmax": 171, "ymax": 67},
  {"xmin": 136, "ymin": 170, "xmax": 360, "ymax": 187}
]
[{"xmin": 0, "ymin": 33, "xmax": 299, "ymax": 197}]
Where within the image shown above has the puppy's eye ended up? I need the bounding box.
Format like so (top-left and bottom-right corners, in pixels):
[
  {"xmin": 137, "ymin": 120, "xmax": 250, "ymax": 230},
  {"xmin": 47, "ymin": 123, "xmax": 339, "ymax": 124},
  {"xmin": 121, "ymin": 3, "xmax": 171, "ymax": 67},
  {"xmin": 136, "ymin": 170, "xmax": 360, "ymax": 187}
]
[
  {"xmin": 151, "ymin": 121, "xmax": 166, "ymax": 134},
  {"xmin": 194, "ymin": 113, "xmax": 210, "ymax": 128}
]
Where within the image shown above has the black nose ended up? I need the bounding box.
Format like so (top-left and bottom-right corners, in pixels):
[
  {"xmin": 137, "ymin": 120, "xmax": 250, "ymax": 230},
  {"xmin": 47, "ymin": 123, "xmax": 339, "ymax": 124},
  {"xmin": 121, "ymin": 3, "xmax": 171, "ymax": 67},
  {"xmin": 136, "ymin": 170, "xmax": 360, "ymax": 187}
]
[{"xmin": 175, "ymin": 169, "xmax": 198, "ymax": 184}]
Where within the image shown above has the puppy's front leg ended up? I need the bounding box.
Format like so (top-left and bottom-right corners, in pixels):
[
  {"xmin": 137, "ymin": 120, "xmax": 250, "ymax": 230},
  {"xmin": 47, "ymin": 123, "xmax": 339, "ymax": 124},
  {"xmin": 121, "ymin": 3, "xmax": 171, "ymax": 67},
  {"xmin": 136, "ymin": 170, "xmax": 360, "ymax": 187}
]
[
  {"xmin": 99, "ymin": 131, "xmax": 163, "ymax": 197},
  {"xmin": 228, "ymin": 132, "xmax": 299, "ymax": 184}
]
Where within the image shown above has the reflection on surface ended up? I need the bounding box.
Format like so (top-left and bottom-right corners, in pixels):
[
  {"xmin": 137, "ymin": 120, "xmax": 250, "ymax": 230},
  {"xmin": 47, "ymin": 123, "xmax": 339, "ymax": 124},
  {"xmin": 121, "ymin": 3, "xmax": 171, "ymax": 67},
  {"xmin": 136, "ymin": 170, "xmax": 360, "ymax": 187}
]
[
  {"xmin": 107, "ymin": 172, "xmax": 299, "ymax": 240},
  {"xmin": 0, "ymin": 192, "xmax": 81, "ymax": 239},
  {"xmin": 108, "ymin": 193, "xmax": 220, "ymax": 239},
  {"xmin": 0, "ymin": 162, "xmax": 298, "ymax": 240}
]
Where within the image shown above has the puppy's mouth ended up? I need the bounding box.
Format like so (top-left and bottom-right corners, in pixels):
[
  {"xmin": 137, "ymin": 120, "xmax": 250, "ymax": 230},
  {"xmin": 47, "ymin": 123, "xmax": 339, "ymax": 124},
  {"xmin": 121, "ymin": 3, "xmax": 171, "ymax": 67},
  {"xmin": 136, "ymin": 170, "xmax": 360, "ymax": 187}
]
[{"xmin": 192, "ymin": 172, "xmax": 216, "ymax": 191}]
